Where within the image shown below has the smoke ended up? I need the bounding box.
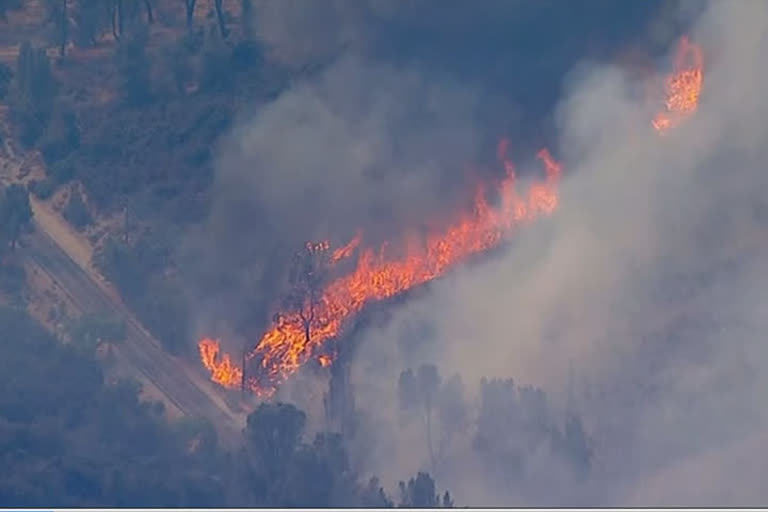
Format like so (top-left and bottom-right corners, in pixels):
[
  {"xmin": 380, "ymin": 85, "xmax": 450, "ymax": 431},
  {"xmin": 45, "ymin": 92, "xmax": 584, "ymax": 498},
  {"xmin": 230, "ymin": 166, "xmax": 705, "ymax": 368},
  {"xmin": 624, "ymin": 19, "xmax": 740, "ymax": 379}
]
[
  {"xmin": 216, "ymin": 56, "xmax": 490, "ymax": 245},
  {"xmin": 348, "ymin": 0, "xmax": 768, "ymax": 506},
  {"xmin": 188, "ymin": 0, "xmax": 768, "ymax": 506}
]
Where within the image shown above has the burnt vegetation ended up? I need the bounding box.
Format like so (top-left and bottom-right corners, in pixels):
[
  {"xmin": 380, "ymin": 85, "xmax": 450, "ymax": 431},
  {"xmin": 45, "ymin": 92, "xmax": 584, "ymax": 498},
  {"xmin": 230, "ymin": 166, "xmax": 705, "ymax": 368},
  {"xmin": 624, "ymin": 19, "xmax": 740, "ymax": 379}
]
[{"xmin": 0, "ymin": 0, "xmax": 674, "ymax": 507}]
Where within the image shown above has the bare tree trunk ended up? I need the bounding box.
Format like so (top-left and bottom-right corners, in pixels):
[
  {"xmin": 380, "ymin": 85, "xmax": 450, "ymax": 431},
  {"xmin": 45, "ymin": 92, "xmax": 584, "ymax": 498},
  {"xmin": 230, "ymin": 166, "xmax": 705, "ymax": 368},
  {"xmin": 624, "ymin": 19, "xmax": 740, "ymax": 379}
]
[
  {"xmin": 59, "ymin": 0, "xmax": 67, "ymax": 56},
  {"xmin": 425, "ymin": 403, "xmax": 437, "ymax": 476},
  {"xmin": 214, "ymin": 0, "xmax": 228, "ymax": 38},
  {"xmin": 117, "ymin": 0, "xmax": 124, "ymax": 37},
  {"xmin": 300, "ymin": 296, "xmax": 314, "ymax": 344},
  {"xmin": 322, "ymin": 393, "xmax": 331, "ymax": 432},
  {"xmin": 111, "ymin": 0, "xmax": 121, "ymax": 40},
  {"xmin": 185, "ymin": 0, "xmax": 197, "ymax": 29},
  {"xmin": 144, "ymin": 0, "xmax": 154, "ymax": 24},
  {"xmin": 241, "ymin": 343, "xmax": 247, "ymax": 398},
  {"xmin": 241, "ymin": 0, "xmax": 254, "ymax": 39}
]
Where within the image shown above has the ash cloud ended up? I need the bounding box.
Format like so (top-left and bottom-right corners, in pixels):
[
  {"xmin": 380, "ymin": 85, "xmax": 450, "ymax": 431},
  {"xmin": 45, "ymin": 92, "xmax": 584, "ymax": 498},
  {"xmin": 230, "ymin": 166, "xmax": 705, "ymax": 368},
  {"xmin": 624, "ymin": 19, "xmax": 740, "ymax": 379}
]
[{"xmin": 349, "ymin": 0, "xmax": 768, "ymax": 506}]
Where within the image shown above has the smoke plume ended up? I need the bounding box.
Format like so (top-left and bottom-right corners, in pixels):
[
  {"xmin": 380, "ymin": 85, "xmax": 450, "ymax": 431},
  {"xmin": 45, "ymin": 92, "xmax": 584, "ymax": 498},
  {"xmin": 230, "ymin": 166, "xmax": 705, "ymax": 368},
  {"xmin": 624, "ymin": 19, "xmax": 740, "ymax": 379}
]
[
  {"xmin": 189, "ymin": 0, "xmax": 768, "ymax": 506},
  {"xmin": 350, "ymin": 1, "xmax": 768, "ymax": 506}
]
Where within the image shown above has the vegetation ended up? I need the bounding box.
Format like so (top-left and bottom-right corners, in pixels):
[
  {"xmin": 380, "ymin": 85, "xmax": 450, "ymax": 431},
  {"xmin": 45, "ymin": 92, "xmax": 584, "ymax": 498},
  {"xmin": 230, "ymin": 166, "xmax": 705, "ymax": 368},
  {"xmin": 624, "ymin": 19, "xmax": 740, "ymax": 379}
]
[
  {"xmin": 0, "ymin": 0, "xmax": 22, "ymax": 21},
  {"xmin": 0, "ymin": 306, "xmax": 450, "ymax": 507},
  {"xmin": 66, "ymin": 313, "xmax": 126, "ymax": 355},
  {"xmin": 0, "ymin": 1, "xmax": 663, "ymax": 506},
  {"xmin": 0, "ymin": 62, "xmax": 11, "ymax": 100},
  {"xmin": 0, "ymin": 184, "xmax": 33, "ymax": 253},
  {"xmin": 62, "ymin": 189, "xmax": 92, "ymax": 229},
  {"xmin": 7, "ymin": 42, "xmax": 57, "ymax": 147},
  {"xmin": 0, "ymin": 306, "xmax": 223, "ymax": 507}
]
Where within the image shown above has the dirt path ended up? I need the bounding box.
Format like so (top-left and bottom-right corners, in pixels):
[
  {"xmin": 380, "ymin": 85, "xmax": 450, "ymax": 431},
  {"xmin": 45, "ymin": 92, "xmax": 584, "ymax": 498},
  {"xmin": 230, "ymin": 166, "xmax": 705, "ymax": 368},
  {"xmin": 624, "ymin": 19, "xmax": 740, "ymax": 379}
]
[
  {"xmin": 0, "ymin": 3, "xmax": 254, "ymax": 436},
  {"xmin": 22, "ymin": 215, "xmax": 244, "ymax": 441},
  {"xmin": 0, "ymin": 102, "xmax": 246, "ymax": 442},
  {"xmin": 23, "ymin": 257, "xmax": 186, "ymax": 420},
  {"xmin": 28, "ymin": 195, "xmax": 244, "ymax": 423}
]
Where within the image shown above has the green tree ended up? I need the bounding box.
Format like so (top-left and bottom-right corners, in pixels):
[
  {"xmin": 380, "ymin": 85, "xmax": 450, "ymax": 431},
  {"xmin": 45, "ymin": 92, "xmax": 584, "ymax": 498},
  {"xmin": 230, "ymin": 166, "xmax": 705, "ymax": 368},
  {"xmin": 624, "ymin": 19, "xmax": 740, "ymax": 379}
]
[
  {"xmin": 110, "ymin": 0, "xmax": 143, "ymax": 41},
  {"xmin": 473, "ymin": 378, "xmax": 564, "ymax": 487},
  {"xmin": 172, "ymin": 416, "xmax": 218, "ymax": 459},
  {"xmin": 162, "ymin": 38, "xmax": 193, "ymax": 94},
  {"xmin": 39, "ymin": 108, "xmax": 80, "ymax": 165},
  {"xmin": 398, "ymin": 364, "xmax": 442, "ymax": 474},
  {"xmin": 143, "ymin": 0, "xmax": 153, "ymax": 23},
  {"xmin": 0, "ymin": 184, "xmax": 33, "ymax": 251},
  {"xmin": 66, "ymin": 313, "xmax": 127, "ymax": 357},
  {"xmin": 198, "ymin": 23, "xmax": 233, "ymax": 92},
  {"xmin": 280, "ymin": 241, "xmax": 330, "ymax": 346},
  {"xmin": 115, "ymin": 26, "xmax": 151, "ymax": 105},
  {"xmin": 0, "ymin": 261, "xmax": 26, "ymax": 301},
  {"xmin": 183, "ymin": 0, "xmax": 197, "ymax": 29},
  {"xmin": 8, "ymin": 42, "xmax": 57, "ymax": 146},
  {"xmin": 134, "ymin": 276, "xmax": 189, "ymax": 354},
  {"xmin": 0, "ymin": 0, "xmax": 22, "ymax": 20},
  {"xmin": 110, "ymin": 0, "xmax": 123, "ymax": 40},
  {"xmin": 62, "ymin": 189, "xmax": 92, "ymax": 229},
  {"xmin": 398, "ymin": 472, "xmax": 452, "ymax": 508},
  {"xmin": 0, "ymin": 62, "xmax": 12, "ymax": 100},
  {"xmin": 417, "ymin": 364, "xmax": 441, "ymax": 473},
  {"xmin": 44, "ymin": 0, "xmax": 69, "ymax": 56},
  {"xmin": 0, "ymin": 307, "xmax": 228, "ymax": 507},
  {"xmin": 240, "ymin": 0, "xmax": 254, "ymax": 39},
  {"xmin": 72, "ymin": 0, "xmax": 111, "ymax": 47},
  {"xmin": 244, "ymin": 402, "xmax": 306, "ymax": 473},
  {"xmin": 360, "ymin": 477, "xmax": 393, "ymax": 508},
  {"xmin": 27, "ymin": 177, "xmax": 56, "ymax": 200},
  {"xmin": 213, "ymin": 0, "xmax": 228, "ymax": 38},
  {"xmin": 555, "ymin": 413, "xmax": 593, "ymax": 476}
]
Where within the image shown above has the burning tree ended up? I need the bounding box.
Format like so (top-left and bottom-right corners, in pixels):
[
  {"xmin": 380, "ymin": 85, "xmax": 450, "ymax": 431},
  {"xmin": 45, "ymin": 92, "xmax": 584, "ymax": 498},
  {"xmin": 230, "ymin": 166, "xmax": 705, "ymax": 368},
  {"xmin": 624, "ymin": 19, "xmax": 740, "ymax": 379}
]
[
  {"xmin": 280, "ymin": 241, "xmax": 331, "ymax": 347},
  {"xmin": 198, "ymin": 36, "xmax": 704, "ymax": 395}
]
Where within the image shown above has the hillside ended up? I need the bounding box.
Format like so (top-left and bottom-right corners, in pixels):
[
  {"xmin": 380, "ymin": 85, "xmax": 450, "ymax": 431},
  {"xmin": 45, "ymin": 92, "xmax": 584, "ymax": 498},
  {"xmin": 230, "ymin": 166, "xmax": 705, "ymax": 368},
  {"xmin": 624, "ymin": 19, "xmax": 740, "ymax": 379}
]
[{"xmin": 2, "ymin": 0, "xmax": 763, "ymax": 508}]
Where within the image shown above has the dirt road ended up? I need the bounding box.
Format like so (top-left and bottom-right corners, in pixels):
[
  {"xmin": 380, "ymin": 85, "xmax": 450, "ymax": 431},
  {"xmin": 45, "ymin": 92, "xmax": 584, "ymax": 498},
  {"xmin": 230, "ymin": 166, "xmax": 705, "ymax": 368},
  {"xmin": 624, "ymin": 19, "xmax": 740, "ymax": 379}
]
[
  {"xmin": 20, "ymin": 225, "xmax": 245, "ymax": 441},
  {"xmin": 0, "ymin": 105, "xmax": 245, "ymax": 446}
]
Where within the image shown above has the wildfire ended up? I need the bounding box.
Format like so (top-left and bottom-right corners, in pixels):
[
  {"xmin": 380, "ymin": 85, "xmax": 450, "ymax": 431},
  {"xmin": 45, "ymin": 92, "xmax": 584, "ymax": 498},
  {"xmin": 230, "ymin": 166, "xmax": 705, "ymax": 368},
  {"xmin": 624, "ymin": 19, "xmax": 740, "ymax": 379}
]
[
  {"xmin": 199, "ymin": 337, "xmax": 242, "ymax": 387},
  {"xmin": 199, "ymin": 144, "xmax": 562, "ymax": 395},
  {"xmin": 652, "ymin": 36, "xmax": 703, "ymax": 134},
  {"xmin": 199, "ymin": 35, "xmax": 703, "ymax": 396}
]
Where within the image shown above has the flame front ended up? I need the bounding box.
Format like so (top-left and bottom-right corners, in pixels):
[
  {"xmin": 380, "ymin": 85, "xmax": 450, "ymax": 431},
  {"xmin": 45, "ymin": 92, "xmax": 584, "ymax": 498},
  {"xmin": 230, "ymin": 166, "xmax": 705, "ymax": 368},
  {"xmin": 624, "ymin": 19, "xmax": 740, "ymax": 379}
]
[
  {"xmin": 199, "ymin": 145, "xmax": 561, "ymax": 396},
  {"xmin": 199, "ymin": 337, "xmax": 242, "ymax": 387},
  {"xmin": 652, "ymin": 36, "xmax": 703, "ymax": 134},
  {"xmin": 199, "ymin": 36, "xmax": 703, "ymax": 396}
]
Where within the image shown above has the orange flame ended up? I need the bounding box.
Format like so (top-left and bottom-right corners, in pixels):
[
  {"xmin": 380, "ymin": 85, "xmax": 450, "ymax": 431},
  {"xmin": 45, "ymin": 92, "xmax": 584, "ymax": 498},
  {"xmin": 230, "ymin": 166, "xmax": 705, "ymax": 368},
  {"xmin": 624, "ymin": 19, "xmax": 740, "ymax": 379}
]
[
  {"xmin": 652, "ymin": 36, "xmax": 703, "ymax": 134},
  {"xmin": 199, "ymin": 35, "xmax": 702, "ymax": 396},
  {"xmin": 199, "ymin": 337, "xmax": 242, "ymax": 387},
  {"xmin": 331, "ymin": 233, "xmax": 362, "ymax": 264},
  {"xmin": 199, "ymin": 144, "xmax": 561, "ymax": 396}
]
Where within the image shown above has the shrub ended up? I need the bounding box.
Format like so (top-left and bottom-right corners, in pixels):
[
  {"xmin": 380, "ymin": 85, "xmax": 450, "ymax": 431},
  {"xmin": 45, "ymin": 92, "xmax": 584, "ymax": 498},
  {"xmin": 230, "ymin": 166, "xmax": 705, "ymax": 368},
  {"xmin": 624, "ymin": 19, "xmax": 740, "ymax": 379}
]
[
  {"xmin": 0, "ymin": 62, "xmax": 12, "ymax": 100},
  {"xmin": 62, "ymin": 190, "xmax": 92, "ymax": 229},
  {"xmin": 29, "ymin": 177, "xmax": 57, "ymax": 199}
]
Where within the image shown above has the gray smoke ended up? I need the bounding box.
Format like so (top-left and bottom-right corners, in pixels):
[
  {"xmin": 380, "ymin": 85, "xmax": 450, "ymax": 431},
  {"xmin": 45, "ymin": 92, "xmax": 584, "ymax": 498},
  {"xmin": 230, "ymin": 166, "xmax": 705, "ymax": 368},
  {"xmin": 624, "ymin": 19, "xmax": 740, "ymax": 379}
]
[
  {"xmin": 349, "ymin": 1, "xmax": 768, "ymax": 506},
  {"xmin": 191, "ymin": 0, "xmax": 768, "ymax": 506}
]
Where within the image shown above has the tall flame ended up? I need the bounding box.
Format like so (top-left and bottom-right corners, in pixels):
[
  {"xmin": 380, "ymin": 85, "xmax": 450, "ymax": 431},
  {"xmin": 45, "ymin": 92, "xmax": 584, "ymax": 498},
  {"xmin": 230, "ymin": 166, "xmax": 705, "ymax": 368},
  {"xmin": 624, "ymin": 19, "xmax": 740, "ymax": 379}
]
[
  {"xmin": 199, "ymin": 36, "xmax": 703, "ymax": 396},
  {"xmin": 652, "ymin": 36, "xmax": 703, "ymax": 134},
  {"xmin": 199, "ymin": 144, "xmax": 561, "ymax": 395}
]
